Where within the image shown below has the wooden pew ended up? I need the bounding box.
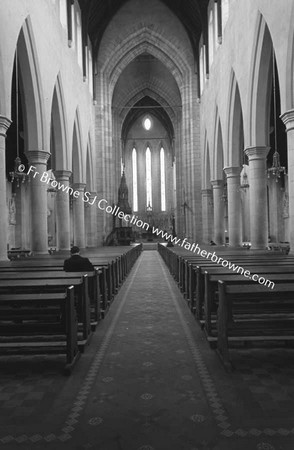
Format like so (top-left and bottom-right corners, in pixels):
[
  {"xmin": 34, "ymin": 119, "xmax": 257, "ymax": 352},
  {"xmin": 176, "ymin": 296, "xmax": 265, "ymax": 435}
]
[
  {"xmin": 0, "ymin": 285, "xmax": 80, "ymax": 374},
  {"xmin": 0, "ymin": 276, "xmax": 91, "ymax": 351},
  {"xmin": 0, "ymin": 270, "xmax": 101, "ymax": 329},
  {"xmin": 7, "ymin": 249, "xmax": 31, "ymax": 260},
  {"xmin": 184, "ymin": 257, "xmax": 294, "ymax": 301},
  {"xmin": 204, "ymin": 271, "xmax": 294, "ymax": 339},
  {"xmin": 188, "ymin": 261, "xmax": 294, "ymax": 319},
  {"xmin": 0, "ymin": 245, "xmax": 143, "ymax": 329},
  {"xmin": 0, "ymin": 263, "xmax": 111, "ymax": 318},
  {"xmin": 193, "ymin": 265, "xmax": 294, "ymax": 320},
  {"xmin": 158, "ymin": 243, "xmax": 294, "ymax": 303},
  {"xmin": 217, "ymin": 281, "xmax": 294, "ymax": 370}
]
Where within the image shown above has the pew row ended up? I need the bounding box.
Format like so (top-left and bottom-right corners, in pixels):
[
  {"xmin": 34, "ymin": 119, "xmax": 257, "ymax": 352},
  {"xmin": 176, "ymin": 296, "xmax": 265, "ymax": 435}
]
[
  {"xmin": 0, "ymin": 286, "xmax": 80, "ymax": 374},
  {"xmin": 204, "ymin": 271, "xmax": 294, "ymax": 338},
  {"xmin": 158, "ymin": 243, "xmax": 294, "ymax": 318},
  {"xmin": 0, "ymin": 244, "xmax": 142, "ymax": 373},
  {"xmin": 217, "ymin": 281, "xmax": 294, "ymax": 370},
  {"xmin": 0, "ymin": 276, "xmax": 92, "ymax": 350}
]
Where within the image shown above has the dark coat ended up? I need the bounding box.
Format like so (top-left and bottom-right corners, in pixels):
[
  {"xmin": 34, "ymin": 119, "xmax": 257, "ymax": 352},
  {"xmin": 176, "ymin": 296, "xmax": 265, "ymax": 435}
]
[{"xmin": 63, "ymin": 254, "xmax": 94, "ymax": 272}]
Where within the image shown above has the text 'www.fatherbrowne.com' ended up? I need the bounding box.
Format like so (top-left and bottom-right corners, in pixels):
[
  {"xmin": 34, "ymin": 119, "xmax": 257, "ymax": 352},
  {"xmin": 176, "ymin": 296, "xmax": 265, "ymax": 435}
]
[
  {"xmin": 152, "ymin": 227, "xmax": 275, "ymax": 290},
  {"xmin": 25, "ymin": 164, "xmax": 274, "ymax": 289}
]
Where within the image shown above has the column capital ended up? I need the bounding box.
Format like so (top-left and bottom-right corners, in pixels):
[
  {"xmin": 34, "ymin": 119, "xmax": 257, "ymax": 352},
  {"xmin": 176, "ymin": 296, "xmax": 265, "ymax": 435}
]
[
  {"xmin": 245, "ymin": 146, "xmax": 270, "ymax": 161},
  {"xmin": 224, "ymin": 166, "xmax": 241, "ymax": 179},
  {"xmin": 54, "ymin": 170, "xmax": 72, "ymax": 181},
  {"xmin": 0, "ymin": 115, "xmax": 12, "ymax": 137},
  {"xmin": 26, "ymin": 150, "xmax": 51, "ymax": 165},
  {"xmin": 280, "ymin": 109, "xmax": 294, "ymax": 132},
  {"xmin": 73, "ymin": 182, "xmax": 86, "ymax": 192},
  {"xmin": 211, "ymin": 179, "xmax": 224, "ymax": 189}
]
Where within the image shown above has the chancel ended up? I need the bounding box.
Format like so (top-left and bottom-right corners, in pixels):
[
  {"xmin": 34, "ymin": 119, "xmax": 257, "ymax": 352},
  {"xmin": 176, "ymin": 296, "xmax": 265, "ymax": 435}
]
[{"xmin": 0, "ymin": 1, "xmax": 294, "ymax": 449}]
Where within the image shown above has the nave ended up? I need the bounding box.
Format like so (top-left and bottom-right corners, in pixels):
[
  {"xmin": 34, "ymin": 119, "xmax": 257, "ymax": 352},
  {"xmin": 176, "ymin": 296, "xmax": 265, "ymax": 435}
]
[{"xmin": 1, "ymin": 250, "xmax": 294, "ymax": 450}]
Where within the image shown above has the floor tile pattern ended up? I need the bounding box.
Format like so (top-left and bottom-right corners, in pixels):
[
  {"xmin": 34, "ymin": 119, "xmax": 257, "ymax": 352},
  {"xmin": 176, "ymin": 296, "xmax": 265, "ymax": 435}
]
[{"xmin": 0, "ymin": 251, "xmax": 293, "ymax": 449}]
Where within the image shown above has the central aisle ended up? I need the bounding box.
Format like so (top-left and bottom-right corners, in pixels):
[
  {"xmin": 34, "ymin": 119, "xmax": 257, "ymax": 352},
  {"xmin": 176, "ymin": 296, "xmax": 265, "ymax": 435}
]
[
  {"xmin": 1, "ymin": 250, "xmax": 294, "ymax": 449},
  {"xmin": 75, "ymin": 250, "xmax": 215, "ymax": 450}
]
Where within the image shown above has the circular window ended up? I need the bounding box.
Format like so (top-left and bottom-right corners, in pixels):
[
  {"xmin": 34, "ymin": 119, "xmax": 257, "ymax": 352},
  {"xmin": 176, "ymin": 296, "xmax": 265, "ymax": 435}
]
[{"xmin": 143, "ymin": 117, "xmax": 152, "ymax": 131}]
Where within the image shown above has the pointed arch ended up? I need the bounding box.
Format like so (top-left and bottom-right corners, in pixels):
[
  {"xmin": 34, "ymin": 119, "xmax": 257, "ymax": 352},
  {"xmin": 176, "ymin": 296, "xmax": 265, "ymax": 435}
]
[
  {"xmin": 227, "ymin": 71, "xmax": 244, "ymax": 167},
  {"xmin": 86, "ymin": 134, "xmax": 94, "ymax": 191},
  {"xmin": 17, "ymin": 16, "xmax": 46, "ymax": 151},
  {"xmin": 72, "ymin": 109, "xmax": 83, "ymax": 183},
  {"xmin": 202, "ymin": 133, "xmax": 211, "ymax": 189},
  {"xmin": 285, "ymin": 1, "xmax": 294, "ymax": 110},
  {"xmin": 103, "ymin": 28, "xmax": 191, "ymax": 96},
  {"xmin": 119, "ymin": 87, "xmax": 177, "ymax": 128},
  {"xmin": 214, "ymin": 111, "xmax": 224, "ymax": 179},
  {"xmin": 247, "ymin": 13, "xmax": 274, "ymax": 146},
  {"xmin": 50, "ymin": 73, "xmax": 68, "ymax": 170}
]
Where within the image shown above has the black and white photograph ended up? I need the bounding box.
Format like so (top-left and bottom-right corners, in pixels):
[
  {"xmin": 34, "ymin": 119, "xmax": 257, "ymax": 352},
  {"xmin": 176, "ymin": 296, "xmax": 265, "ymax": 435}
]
[{"xmin": 0, "ymin": 0, "xmax": 294, "ymax": 449}]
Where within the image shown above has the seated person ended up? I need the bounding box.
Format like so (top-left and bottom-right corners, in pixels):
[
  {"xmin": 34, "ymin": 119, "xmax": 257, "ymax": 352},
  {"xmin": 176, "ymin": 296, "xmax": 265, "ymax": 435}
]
[{"xmin": 63, "ymin": 246, "xmax": 94, "ymax": 271}]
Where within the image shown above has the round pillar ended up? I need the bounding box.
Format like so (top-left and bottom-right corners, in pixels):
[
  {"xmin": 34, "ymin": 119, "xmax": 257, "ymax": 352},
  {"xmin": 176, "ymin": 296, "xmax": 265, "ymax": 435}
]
[
  {"xmin": 0, "ymin": 116, "xmax": 11, "ymax": 260},
  {"xmin": 201, "ymin": 188, "xmax": 213, "ymax": 244},
  {"xmin": 224, "ymin": 166, "xmax": 242, "ymax": 247},
  {"xmin": 73, "ymin": 183, "xmax": 86, "ymax": 248},
  {"xmin": 211, "ymin": 179, "xmax": 225, "ymax": 245},
  {"xmin": 281, "ymin": 109, "xmax": 294, "ymax": 253},
  {"xmin": 26, "ymin": 150, "xmax": 50, "ymax": 254},
  {"xmin": 85, "ymin": 191, "xmax": 98, "ymax": 247},
  {"xmin": 245, "ymin": 146, "xmax": 270, "ymax": 250},
  {"xmin": 54, "ymin": 170, "xmax": 72, "ymax": 251}
]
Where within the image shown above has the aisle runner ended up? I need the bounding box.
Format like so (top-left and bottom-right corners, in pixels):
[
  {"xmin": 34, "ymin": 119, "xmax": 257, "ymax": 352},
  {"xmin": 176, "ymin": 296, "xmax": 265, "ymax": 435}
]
[{"xmin": 1, "ymin": 252, "xmax": 294, "ymax": 450}]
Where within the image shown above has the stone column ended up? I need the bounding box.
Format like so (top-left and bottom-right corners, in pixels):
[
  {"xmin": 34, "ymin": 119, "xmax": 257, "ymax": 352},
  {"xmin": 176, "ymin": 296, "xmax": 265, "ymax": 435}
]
[
  {"xmin": 281, "ymin": 109, "xmax": 294, "ymax": 252},
  {"xmin": 27, "ymin": 150, "xmax": 50, "ymax": 253},
  {"xmin": 73, "ymin": 183, "xmax": 86, "ymax": 248},
  {"xmin": 85, "ymin": 191, "xmax": 98, "ymax": 247},
  {"xmin": 201, "ymin": 188, "xmax": 213, "ymax": 244},
  {"xmin": 267, "ymin": 176, "xmax": 281, "ymax": 242},
  {"xmin": 245, "ymin": 146, "xmax": 270, "ymax": 249},
  {"xmin": 54, "ymin": 170, "xmax": 71, "ymax": 251},
  {"xmin": 211, "ymin": 180, "xmax": 225, "ymax": 245},
  {"xmin": 224, "ymin": 166, "xmax": 242, "ymax": 246},
  {"xmin": 0, "ymin": 116, "xmax": 11, "ymax": 260}
]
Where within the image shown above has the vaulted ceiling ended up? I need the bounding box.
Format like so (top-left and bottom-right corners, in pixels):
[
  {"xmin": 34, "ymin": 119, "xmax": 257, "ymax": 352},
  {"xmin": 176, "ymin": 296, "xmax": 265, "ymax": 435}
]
[
  {"xmin": 121, "ymin": 96, "xmax": 175, "ymax": 145},
  {"xmin": 78, "ymin": 0, "xmax": 209, "ymax": 59}
]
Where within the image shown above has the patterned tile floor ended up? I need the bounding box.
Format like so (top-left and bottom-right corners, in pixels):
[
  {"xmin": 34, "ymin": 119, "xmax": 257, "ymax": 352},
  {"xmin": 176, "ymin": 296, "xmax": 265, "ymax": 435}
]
[{"xmin": 0, "ymin": 251, "xmax": 294, "ymax": 450}]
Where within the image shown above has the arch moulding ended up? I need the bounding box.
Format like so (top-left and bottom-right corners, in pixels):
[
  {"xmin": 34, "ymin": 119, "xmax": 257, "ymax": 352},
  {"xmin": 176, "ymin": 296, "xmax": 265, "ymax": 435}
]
[{"xmin": 100, "ymin": 27, "xmax": 192, "ymax": 97}]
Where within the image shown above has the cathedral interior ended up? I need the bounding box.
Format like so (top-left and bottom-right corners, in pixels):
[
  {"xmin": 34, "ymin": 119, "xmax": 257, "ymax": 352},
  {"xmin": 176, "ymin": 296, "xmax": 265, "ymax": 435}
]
[{"xmin": 1, "ymin": 1, "xmax": 294, "ymax": 449}]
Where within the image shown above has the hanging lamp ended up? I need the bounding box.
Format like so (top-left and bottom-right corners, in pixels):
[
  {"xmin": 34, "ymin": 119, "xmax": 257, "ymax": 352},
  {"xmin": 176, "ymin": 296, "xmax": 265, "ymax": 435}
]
[{"xmin": 267, "ymin": 51, "xmax": 286, "ymax": 182}]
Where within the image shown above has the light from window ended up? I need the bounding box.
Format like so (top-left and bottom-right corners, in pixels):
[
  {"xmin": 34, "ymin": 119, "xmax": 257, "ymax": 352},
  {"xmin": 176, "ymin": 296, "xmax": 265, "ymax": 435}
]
[
  {"xmin": 160, "ymin": 147, "xmax": 166, "ymax": 211},
  {"xmin": 146, "ymin": 147, "xmax": 152, "ymax": 207},
  {"xmin": 203, "ymin": 44, "xmax": 207, "ymax": 78},
  {"xmin": 222, "ymin": 0, "xmax": 229, "ymax": 31},
  {"xmin": 144, "ymin": 117, "xmax": 152, "ymax": 130},
  {"xmin": 214, "ymin": 2, "xmax": 220, "ymax": 48},
  {"xmin": 59, "ymin": 0, "xmax": 67, "ymax": 29},
  {"xmin": 76, "ymin": 8, "xmax": 82, "ymax": 69},
  {"xmin": 71, "ymin": 4, "xmax": 75, "ymax": 49},
  {"xmin": 132, "ymin": 148, "xmax": 138, "ymax": 211},
  {"xmin": 88, "ymin": 42, "xmax": 93, "ymax": 96},
  {"xmin": 199, "ymin": 46, "xmax": 204, "ymax": 94},
  {"xmin": 208, "ymin": 9, "xmax": 214, "ymax": 67}
]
